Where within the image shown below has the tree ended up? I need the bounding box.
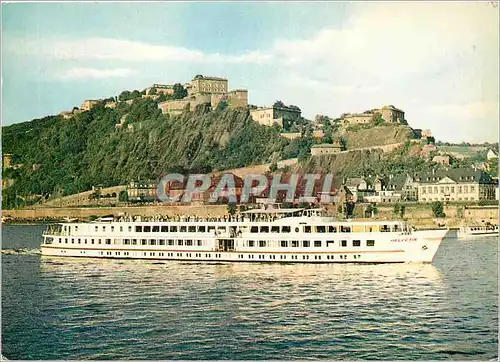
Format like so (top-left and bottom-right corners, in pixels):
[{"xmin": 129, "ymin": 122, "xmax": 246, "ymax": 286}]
[
  {"xmin": 431, "ymin": 201, "xmax": 445, "ymax": 218},
  {"xmin": 365, "ymin": 203, "xmax": 374, "ymax": 218},
  {"xmin": 400, "ymin": 205, "xmax": 406, "ymax": 218},
  {"xmin": 130, "ymin": 90, "xmax": 142, "ymax": 99},
  {"xmin": 149, "ymin": 87, "xmax": 157, "ymax": 95},
  {"xmin": 119, "ymin": 190, "xmax": 129, "ymax": 202},
  {"xmin": 119, "ymin": 90, "xmax": 132, "ymax": 101},
  {"xmin": 215, "ymin": 100, "xmax": 228, "ymax": 112},
  {"xmin": 297, "ymin": 148, "xmax": 310, "ymax": 162},
  {"xmin": 172, "ymin": 83, "xmax": 188, "ymax": 99},
  {"xmin": 393, "ymin": 203, "xmax": 400, "ymax": 216},
  {"xmin": 346, "ymin": 201, "xmax": 355, "ymax": 218},
  {"xmin": 374, "ymin": 114, "xmax": 384, "ymax": 125},
  {"xmin": 227, "ymin": 203, "xmax": 237, "ymax": 215},
  {"xmin": 157, "ymin": 93, "xmax": 167, "ymax": 102},
  {"xmin": 269, "ymin": 162, "xmax": 278, "ymax": 172}
]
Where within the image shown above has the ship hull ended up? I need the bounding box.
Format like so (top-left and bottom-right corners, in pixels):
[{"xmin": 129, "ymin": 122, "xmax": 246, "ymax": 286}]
[{"xmin": 41, "ymin": 222, "xmax": 447, "ymax": 264}]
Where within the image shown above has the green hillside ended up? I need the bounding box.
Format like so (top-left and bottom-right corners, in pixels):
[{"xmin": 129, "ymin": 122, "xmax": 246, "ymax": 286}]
[
  {"xmin": 5, "ymin": 91, "xmax": 478, "ymax": 210},
  {"xmin": 2, "ymin": 98, "xmax": 287, "ymax": 208}
]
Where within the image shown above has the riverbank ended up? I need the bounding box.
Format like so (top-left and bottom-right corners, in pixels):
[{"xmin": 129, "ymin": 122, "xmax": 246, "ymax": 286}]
[{"xmin": 2, "ymin": 203, "xmax": 497, "ymax": 228}]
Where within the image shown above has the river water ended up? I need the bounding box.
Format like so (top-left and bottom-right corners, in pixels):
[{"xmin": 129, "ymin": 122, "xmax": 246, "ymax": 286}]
[{"xmin": 1, "ymin": 225, "xmax": 498, "ymax": 360}]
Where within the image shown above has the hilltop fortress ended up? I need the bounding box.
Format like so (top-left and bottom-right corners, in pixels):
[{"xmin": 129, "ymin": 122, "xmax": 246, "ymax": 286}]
[
  {"xmin": 157, "ymin": 75, "xmax": 248, "ymax": 116},
  {"xmin": 341, "ymin": 105, "xmax": 407, "ymax": 125}
]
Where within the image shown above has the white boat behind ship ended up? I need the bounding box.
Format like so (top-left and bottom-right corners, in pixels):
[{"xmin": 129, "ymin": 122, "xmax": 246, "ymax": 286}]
[
  {"xmin": 457, "ymin": 225, "xmax": 499, "ymax": 239},
  {"xmin": 41, "ymin": 207, "xmax": 449, "ymax": 264}
]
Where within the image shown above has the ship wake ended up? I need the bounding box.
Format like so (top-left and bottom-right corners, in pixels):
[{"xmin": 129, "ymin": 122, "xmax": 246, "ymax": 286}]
[{"xmin": 1, "ymin": 248, "xmax": 41, "ymax": 255}]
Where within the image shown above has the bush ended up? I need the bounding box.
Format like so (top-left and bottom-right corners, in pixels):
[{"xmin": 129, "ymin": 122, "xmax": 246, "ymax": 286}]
[
  {"xmin": 227, "ymin": 203, "xmax": 237, "ymax": 215},
  {"xmin": 431, "ymin": 201, "xmax": 446, "ymax": 218}
]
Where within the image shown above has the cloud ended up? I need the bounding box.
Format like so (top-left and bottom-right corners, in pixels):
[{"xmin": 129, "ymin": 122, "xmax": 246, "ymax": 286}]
[
  {"xmin": 8, "ymin": 37, "xmax": 272, "ymax": 64},
  {"xmin": 3, "ymin": 2, "xmax": 498, "ymax": 141},
  {"xmin": 58, "ymin": 67, "xmax": 133, "ymax": 80}
]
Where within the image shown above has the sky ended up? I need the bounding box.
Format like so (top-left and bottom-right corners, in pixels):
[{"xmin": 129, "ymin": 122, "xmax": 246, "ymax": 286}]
[{"xmin": 1, "ymin": 1, "xmax": 499, "ymax": 143}]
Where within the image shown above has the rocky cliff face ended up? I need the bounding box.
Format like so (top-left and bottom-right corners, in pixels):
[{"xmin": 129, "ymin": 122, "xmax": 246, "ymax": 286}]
[{"xmin": 340, "ymin": 124, "xmax": 416, "ymax": 150}]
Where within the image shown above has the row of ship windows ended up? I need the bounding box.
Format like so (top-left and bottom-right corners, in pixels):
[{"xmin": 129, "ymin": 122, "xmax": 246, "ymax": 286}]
[
  {"xmin": 249, "ymin": 240, "xmax": 375, "ymax": 247},
  {"xmin": 58, "ymin": 238, "xmax": 202, "ymax": 246},
  {"xmin": 55, "ymin": 238, "xmax": 375, "ymax": 248},
  {"xmin": 77, "ymin": 250, "xmax": 361, "ymax": 260},
  {"xmin": 238, "ymin": 254, "xmax": 360, "ymax": 260},
  {"xmin": 77, "ymin": 225, "xmax": 398, "ymax": 233}
]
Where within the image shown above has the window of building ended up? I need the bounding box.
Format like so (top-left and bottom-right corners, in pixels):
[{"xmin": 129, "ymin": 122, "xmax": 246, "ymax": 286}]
[
  {"xmin": 160, "ymin": 226, "xmax": 168, "ymax": 232},
  {"xmin": 328, "ymin": 226, "xmax": 337, "ymax": 233},
  {"xmin": 304, "ymin": 226, "xmax": 311, "ymax": 233},
  {"xmin": 314, "ymin": 240, "xmax": 321, "ymax": 247},
  {"xmin": 153, "ymin": 226, "xmax": 160, "ymax": 232},
  {"xmin": 340, "ymin": 226, "xmax": 351, "ymax": 233},
  {"xmin": 180, "ymin": 226, "xmax": 187, "ymax": 232},
  {"xmin": 150, "ymin": 239, "xmax": 156, "ymax": 245},
  {"xmin": 341, "ymin": 240, "xmax": 347, "ymax": 247},
  {"xmin": 281, "ymin": 226, "xmax": 291, "ymax": 233},
  {"xmin": 197, "ymin": 240, "xmax": 202, "ymax": 246},
  {"xmin": 248, "ymin": 240, "xmax": 255, "ymax": 247},
  {"xmin": 316, "ymin": 226, "xmax": 326, "ymax": 233},
  {"xmin": 353, "ymin": 240, "xmax": 361, "ymax": 247},
  {"xmin": 260, "ymin": 226, "xmax": 269, "ymax": 233},
  {"xmin": 136, "ymin": 226, "xmax": 142, "ymax": 232},
  {"xmin": 188, "ymin": 226, "xmax": 196, "ymax": 232},
  {"xmin": 143, "ymin": 226, "xmax": 150, "ymax": 232},
  {"xmin": 259, "ymin": 240, "xmax": 266, "ymax": 247},
  {"xmin": 102, "ymin": 226, "xmax": 106, "ymax": 232},
  {"xmin": 178, "ymin": 240, "xmax": 184, "ymax": 246},
  {"xmin": 198, "ymin": 226, "xmax": 206, "ymax": 233},
  {"xmin": 250, "ymin": 226, "xmax": 258, "ymax": 233},
  {"xmin": 303, "ymin": 240, "xmax": 310, "ymax": 247},
  {"xmin": 170, "ymin": 226, "xmax": 178, "ymax": 232},
  {"xmin": 105, "ymin": 239, "xmax": 111, "ymax": 245},
  {"xmin": 271, "ymin": 226, "xmax": 280, "ymax": 233},
  {"xmin": 281, "ymin": 240, "xmax": 288, "ymax": 247},
  {"xmin": 367, "ymin": 240, "xmax": 375, "ymax": 246},
  {"xmin": 291, "ymin": 240, "xmax": 299, "ymax": 247}
]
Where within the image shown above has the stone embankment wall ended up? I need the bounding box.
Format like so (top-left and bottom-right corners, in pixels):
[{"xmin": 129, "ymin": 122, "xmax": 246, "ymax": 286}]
[
  {"xmin": 4, "ymin": 204, "xmax": 497, "ymax": 228},
  {"xmin": 41, "ymin": 185, "xmax": 126, "ymax": 207},
  {"xmin": 3, "ymin": 205, "xmax": 228, "ymax": 220},
  {"xmin": 353, "ymin": 204, "xmax": 498, "ymax": 228}
]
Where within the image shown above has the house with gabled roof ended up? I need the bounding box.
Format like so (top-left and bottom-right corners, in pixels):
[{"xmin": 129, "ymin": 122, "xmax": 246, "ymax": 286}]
[{"xmin": 487, "ymin": 149, "xmax": 498, "ymax": 160}]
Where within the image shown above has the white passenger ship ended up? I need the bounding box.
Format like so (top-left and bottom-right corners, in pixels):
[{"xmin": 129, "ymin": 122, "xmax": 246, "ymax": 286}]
[
  {"xmin": 457, "ymin": 224, "xmax": 499, "ymax": 239},
  {"xmin": 41, "ymin": 208, "xmax": 448, "ymax": 263}
]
